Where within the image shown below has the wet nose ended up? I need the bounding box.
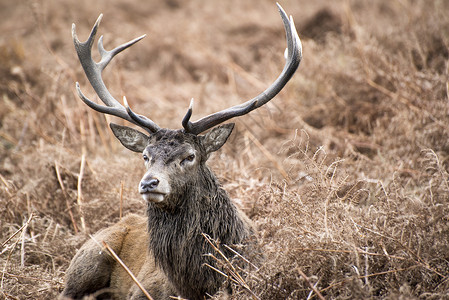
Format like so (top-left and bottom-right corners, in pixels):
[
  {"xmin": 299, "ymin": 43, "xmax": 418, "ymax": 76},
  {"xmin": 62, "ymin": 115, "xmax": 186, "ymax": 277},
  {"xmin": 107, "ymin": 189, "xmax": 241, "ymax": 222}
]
[{"xmin": 140, "ymin": 178, "xmax": 160, "ymax": 193}]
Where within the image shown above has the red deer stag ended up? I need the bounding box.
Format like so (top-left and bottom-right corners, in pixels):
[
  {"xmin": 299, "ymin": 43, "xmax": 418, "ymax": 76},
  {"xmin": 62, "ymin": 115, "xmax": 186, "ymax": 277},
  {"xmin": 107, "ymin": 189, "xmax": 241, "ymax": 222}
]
[{"xmin": 62, "ymin": 4, "xmax": 301, "ymax": 300}]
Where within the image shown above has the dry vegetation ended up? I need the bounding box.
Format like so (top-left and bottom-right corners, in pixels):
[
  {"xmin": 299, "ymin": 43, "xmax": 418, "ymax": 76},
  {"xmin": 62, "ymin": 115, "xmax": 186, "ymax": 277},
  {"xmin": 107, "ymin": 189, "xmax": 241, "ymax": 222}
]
[{"xmin": 1, "ymin": 0, "xmax": 448, "ymax": 299}]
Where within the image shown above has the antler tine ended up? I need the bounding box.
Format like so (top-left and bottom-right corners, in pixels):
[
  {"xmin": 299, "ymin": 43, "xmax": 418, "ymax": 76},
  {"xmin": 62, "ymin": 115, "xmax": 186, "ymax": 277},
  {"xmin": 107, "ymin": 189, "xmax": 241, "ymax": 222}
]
[
  {"xmin": 72, "ymin": 14, "xmax": 160, "ymax": 133},
  {"xmin": 182, "ymin": 98, "xmax": 195, "ymax": 132},
  {"xmin": 182, "ymin": 3, "xmax": 302, "ymax": 135},
  {"xmin": 122, "ymin": 96, "xmax": 161, "ymax": 130}
]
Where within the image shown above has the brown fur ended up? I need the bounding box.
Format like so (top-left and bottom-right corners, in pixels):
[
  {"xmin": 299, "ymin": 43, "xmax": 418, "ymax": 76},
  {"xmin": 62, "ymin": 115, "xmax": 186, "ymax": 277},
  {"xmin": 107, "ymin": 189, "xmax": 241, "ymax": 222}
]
[{"xmin": 61, "ymin": 214, "xmax": 175, "ymax": 299}]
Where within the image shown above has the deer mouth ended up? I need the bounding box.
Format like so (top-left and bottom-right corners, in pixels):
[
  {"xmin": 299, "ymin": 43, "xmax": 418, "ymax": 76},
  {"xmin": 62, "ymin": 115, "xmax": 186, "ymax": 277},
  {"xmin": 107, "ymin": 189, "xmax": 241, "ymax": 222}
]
[{"xmin": 141, "ymin": 191, "xmax": 166, "ymax": 203}]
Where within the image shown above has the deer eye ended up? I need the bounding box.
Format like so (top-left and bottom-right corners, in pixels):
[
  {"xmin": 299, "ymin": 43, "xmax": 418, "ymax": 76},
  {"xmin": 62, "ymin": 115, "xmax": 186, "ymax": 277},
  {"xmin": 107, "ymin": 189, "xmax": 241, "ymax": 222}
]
[
  {"xmin": 181, "ymin": 154, "xmax": 195, "ymax": 165},
  {"xmin": 143, "ymin": 154, "xmax": 149, "ymax": 162}
]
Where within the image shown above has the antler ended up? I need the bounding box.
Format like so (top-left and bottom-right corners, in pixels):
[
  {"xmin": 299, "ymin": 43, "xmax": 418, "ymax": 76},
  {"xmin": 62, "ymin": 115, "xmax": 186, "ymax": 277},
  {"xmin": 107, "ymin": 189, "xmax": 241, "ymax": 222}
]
[
  {"xmin": 181, "ymin": 3, "xmax": 302, "ymax": 135},
  {"xmin": 72, "ymin": 14, "xmax": 160, "ymax": 133},
  {"xmin": 73, "ymin": 4, "xmax": 301, "ymax": 136}
]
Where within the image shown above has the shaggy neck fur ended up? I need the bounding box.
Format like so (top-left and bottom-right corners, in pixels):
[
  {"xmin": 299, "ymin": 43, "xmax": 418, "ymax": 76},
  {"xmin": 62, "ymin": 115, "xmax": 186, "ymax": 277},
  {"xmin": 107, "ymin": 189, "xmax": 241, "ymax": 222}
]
[{"xmin": 146, "ymin": 165, "xmax": 250, "ymax": 300}]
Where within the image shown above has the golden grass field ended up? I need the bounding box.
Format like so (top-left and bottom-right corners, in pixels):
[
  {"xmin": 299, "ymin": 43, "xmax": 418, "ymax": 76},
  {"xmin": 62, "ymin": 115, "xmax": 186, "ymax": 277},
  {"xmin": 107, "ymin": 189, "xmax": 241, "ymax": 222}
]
[{"xmin": 1, "ymin": 0, "xmax": 448, "ymax": 298}]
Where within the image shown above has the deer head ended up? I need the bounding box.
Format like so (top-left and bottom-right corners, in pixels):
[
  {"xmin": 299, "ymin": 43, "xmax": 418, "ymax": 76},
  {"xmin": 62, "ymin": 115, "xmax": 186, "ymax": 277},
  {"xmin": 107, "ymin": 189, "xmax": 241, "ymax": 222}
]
[
  {"xmin": 71, "ymin": 3, "xmax": 302, "ymax": 209},
  {"xmin": 109, "ymin": 123, "xmax": 234, "ymax": 209}
]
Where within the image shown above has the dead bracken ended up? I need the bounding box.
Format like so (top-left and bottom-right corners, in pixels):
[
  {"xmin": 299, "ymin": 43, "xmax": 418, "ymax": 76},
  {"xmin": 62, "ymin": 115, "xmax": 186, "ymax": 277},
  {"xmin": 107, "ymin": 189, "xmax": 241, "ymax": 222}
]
[{"xmin": 1, "ymin": 0, "xmax": 449, "ymax": 299}]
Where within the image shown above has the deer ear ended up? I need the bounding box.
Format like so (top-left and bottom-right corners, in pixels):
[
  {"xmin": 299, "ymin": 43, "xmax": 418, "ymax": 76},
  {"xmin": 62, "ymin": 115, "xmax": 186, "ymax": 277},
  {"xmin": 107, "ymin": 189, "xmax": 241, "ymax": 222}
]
[
  {"xmin": 109, "ymin": 123, "xmax": 149, "ymax": 153},
  {"xmin": 202, "ymin": 123, "xmax": 234, "ymax": 155}
]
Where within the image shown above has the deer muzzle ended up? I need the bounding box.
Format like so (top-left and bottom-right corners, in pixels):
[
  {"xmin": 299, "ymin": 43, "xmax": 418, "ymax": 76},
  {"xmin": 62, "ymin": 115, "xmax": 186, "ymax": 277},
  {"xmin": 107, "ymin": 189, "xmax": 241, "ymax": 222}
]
[{"xmin": 139, "ymin": 173, "xmax": 170, "ymax": 203}]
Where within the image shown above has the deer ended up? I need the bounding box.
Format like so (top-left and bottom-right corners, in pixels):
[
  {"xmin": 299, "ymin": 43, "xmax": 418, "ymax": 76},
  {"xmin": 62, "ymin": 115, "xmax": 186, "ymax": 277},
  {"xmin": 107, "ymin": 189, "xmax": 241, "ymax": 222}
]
[{"xmin": 61, "ymin": 4, "xmax": 301, "ymax": 300}]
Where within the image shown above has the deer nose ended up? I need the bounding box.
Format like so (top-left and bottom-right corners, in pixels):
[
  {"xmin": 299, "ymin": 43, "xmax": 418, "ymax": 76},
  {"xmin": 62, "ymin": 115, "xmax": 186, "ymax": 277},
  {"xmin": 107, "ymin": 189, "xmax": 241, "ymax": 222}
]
[{"xmin": 139, "ymin": 178, "xmax": 160, "ymax": 193}]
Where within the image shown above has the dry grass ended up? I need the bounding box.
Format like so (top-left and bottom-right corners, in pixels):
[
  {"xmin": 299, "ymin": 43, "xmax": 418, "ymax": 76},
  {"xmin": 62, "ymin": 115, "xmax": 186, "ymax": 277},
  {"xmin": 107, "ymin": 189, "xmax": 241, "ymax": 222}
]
[{"xmin": 1, "ymin": 0, "xmax": 448, "ymax": 299}]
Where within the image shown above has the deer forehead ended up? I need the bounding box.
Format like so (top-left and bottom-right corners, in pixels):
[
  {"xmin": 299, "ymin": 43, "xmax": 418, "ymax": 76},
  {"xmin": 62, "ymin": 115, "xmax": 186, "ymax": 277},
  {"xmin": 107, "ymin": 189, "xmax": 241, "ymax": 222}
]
[
  {"xmin": 144, "ymin": 130, "xmax": 201, "ymax": 163},
  {"xmin": 144, "ymin": 144, "xmax": 196, "ymax": 163}
]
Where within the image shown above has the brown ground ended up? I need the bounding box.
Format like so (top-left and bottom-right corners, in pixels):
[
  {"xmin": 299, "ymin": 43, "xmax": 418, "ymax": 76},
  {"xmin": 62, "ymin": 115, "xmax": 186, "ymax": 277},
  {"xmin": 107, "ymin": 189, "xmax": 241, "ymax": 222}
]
[{"xmin": 1, "ymin": 0, "xmax": 449, "ymax": 299}]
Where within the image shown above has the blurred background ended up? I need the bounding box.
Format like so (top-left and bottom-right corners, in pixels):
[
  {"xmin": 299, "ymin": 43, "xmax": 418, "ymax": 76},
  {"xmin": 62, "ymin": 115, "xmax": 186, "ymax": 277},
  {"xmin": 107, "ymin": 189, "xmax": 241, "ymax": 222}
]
[{"xmin": 1, "ymin": 0, "xmax": 448, "ymax": 298}]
